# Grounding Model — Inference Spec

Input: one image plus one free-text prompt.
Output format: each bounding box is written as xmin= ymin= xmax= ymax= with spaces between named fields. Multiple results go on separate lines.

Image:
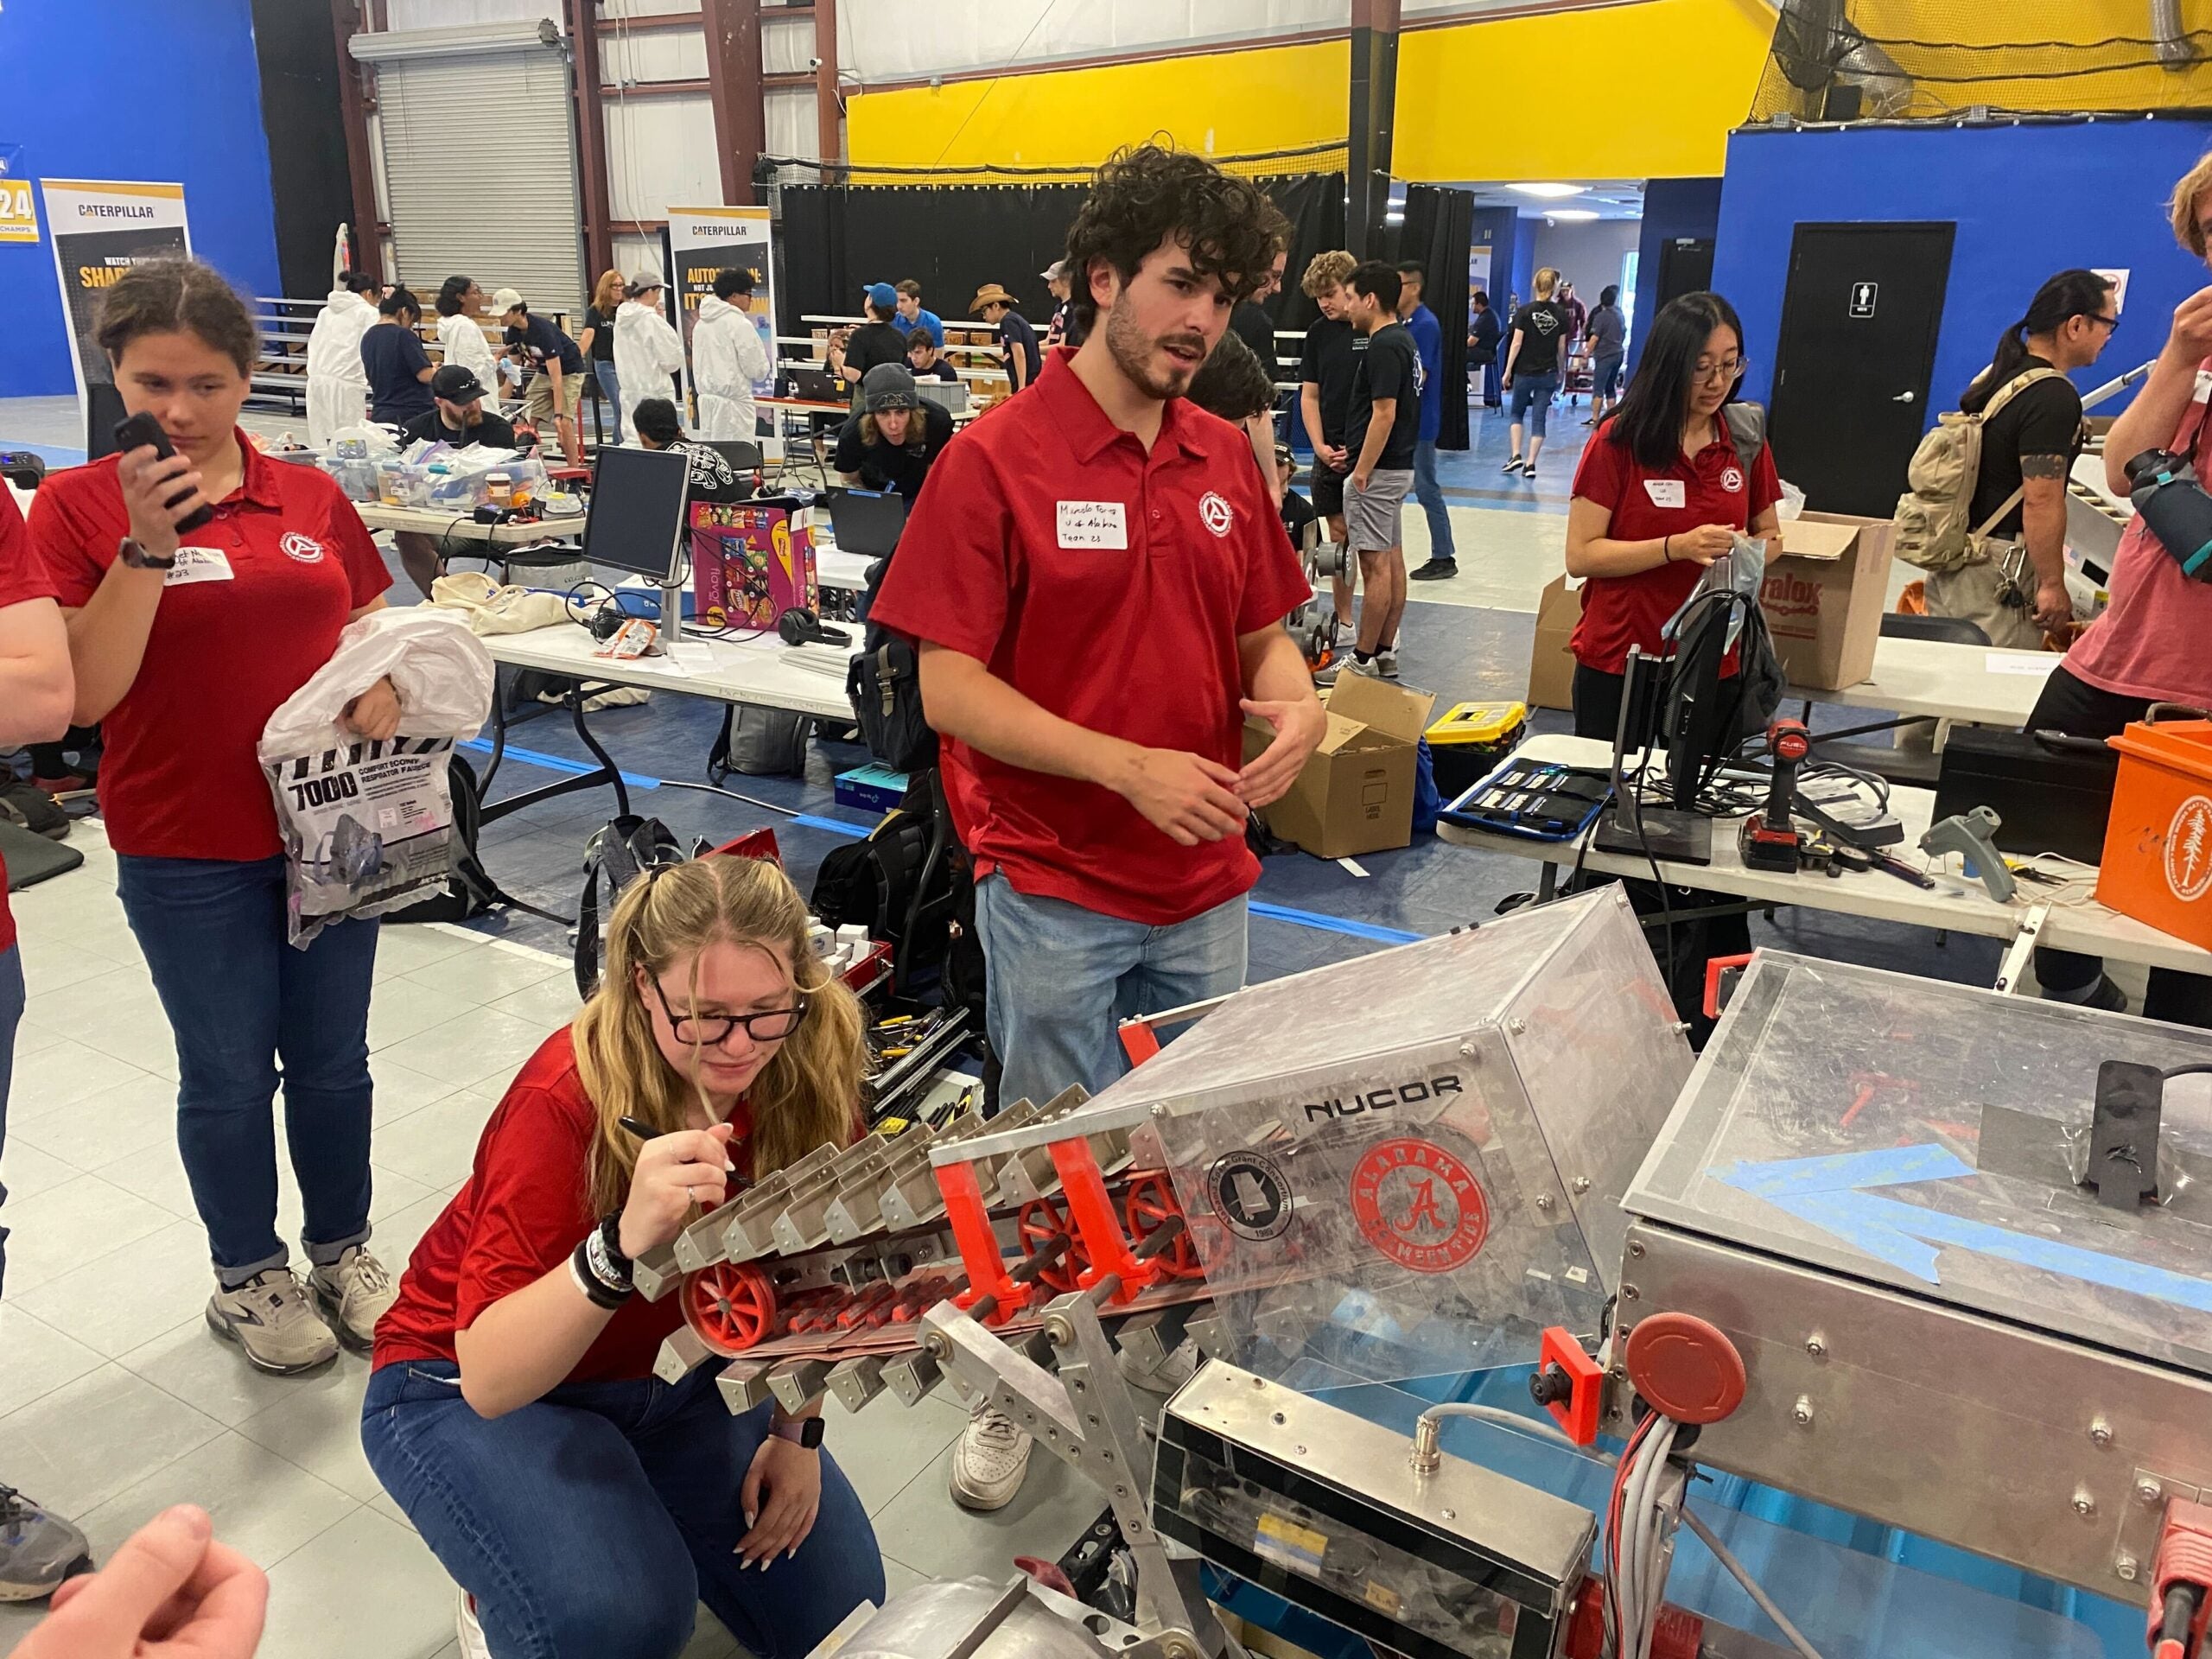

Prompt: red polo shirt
xmin=870 ymin=348 xmax=1310 ymax=926
xmin=31 ymin=434 xmax=390 ymax=861
xmin=0 ymin=489 xmax=54 ymax=955
xmin=1568 ymin=416 xmax=1783 ymax=675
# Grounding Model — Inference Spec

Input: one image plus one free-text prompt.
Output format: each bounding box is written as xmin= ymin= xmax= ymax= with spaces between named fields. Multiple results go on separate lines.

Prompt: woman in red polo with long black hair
xmin=31 ymin=258 xmax=403 ymax=1376
xmin=1564 ymin=290 xmax=1782 ymax=1022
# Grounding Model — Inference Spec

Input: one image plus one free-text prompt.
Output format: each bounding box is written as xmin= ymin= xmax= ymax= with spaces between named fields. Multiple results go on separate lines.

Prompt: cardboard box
xmin=1247 ymin=673 xmax=1438 ymax=858
xmin=1527 ymin=575 xmax=1582 ymax=712
xmin=690 ymin=496 xmax=818 ymax=632
xmin=1758 ymin=510 xmax=1894 ymax=690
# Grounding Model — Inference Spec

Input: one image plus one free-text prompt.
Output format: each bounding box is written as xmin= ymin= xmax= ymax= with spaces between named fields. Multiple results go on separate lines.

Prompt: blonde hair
xmin=592 ymin=268 xmax=626 ymax=313
xmin=1301 ymin=250 xmax=1356 ymax=297
xmin=1533 ymin=267 xmax=1560 ymax=299
xmin=2175 ymin=152 xmax=2212 ymax=257
xmin=573 ymin=856 xmax=868 ymax=1215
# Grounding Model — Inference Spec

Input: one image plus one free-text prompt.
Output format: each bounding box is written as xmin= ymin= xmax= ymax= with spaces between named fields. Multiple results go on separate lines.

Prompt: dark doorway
xmin=1653 ymin=237 xmax=1713 ymax=308
xmin=1768 ymin=221 xmax=1955 ymax=516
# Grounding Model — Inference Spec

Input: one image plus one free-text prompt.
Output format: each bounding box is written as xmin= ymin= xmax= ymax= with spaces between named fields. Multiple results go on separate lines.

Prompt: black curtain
xmin=1394 ymin=184 xmax=1475 ymax=451
xmin=776 ymin=172 xmax=1348 ymax=346
xmin=251 ymin=0 xmax=356 ymax=298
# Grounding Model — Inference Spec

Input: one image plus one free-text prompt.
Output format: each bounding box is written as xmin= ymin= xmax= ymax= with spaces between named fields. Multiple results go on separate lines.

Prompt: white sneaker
xmin=948 ymin=1401 xmax=1033 ymax=1512
xmin=1117 ymin=1337 xmax=1201 ymax=1397
xmin=455 ymin=1587 xmax=491 ymax=1659
xmin=1376 ymin=649 xmax=1401 ymax=681
xmin=207 ymin=1269 xmax=340 ymax=1374
xmin=309 ymin=1245 xmax=398 ymax=1351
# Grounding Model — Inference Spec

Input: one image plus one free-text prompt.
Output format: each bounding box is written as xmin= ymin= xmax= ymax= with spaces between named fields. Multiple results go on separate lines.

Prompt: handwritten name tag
xmin=1056 ymin=500 xmax=1128 ymax=550
xmin=165 ymin=547 xmax=235 ymax=587
xmin=1643 ymin=479 xmax=1687 ymax=509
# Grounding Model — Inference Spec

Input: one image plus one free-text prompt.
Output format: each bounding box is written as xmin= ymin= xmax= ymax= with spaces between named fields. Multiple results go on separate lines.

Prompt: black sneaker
xmin=0 ymin=780 xmax=68 ymax=842
xmin=1501 ymin=455 xmax=1523 ymax=474
xmin=0 ymin=1485 xmax=92 ymax=1602
xmin=1410 ymin=560 xmax=1459 ymax=582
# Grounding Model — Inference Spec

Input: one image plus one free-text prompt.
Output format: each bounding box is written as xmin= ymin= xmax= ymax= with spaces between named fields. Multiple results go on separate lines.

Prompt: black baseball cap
xmin=432 ymin=364 xmax=487 ymax=404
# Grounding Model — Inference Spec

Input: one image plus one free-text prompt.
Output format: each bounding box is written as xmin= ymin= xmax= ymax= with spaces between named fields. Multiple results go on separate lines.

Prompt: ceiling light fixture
xmin=1510 ymin=182 xmax=1586 ymax=199
xmin=1548 ymin=209 xmax=1600 ymax=221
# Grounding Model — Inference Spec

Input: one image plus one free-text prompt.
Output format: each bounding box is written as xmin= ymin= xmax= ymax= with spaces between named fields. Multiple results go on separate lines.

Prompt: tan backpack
xmin=1891 ymin=365 xmax=2062 ymax=571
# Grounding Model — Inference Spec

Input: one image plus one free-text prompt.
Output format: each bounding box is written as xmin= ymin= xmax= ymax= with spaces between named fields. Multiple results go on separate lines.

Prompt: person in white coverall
xmin=432 ymin=276 xmax=501 ymax=404
xmin=613 ymin=268 xmax=688 ymax=442
xmin=305 ymin=272 xmax=380 ymax=446
xmin=692 ymin=266 xmax=771 ymax=442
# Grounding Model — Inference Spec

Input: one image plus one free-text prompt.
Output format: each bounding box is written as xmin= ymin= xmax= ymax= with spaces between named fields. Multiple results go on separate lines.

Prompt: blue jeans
xmin=1509 ymin=371 xmax=1559 ymax=437
xmin=974 ymin=874 xmax=1248 ymax=1109
xmin=590 ymin=360 xmax=623 ymax=442
xmin=362 ymin=1359 xmax=885 ymax=1659
xmin=0 ymin=944 xmax=22 ymax=1296
xmin=117 ymin=855 xmax=379 ymax=1284
xmin=1411 ymin=440 xmax=1455 ymax=562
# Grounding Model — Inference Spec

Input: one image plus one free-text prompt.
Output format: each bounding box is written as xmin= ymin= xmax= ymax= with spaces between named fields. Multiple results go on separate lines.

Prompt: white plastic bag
xmin=258 ymin=609 xmax=497 ymax=944
xmin=1777 ymin=479 xmax=1806 ymax=521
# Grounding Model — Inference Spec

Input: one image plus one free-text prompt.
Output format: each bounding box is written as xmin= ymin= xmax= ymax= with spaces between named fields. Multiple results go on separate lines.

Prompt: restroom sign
xmin=1849 ymin=282 xmax=1878 ymax=320
xmin=0 ymin=179 xmax=36 ymax=245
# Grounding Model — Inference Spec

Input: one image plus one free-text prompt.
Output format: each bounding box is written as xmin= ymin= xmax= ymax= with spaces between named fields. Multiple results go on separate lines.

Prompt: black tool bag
xmin=847 ymin=638 xmax=938 ymax=772
xmin=574 ymin=815 xmax=696 ymax=996
xmin=1932 ymin=727 xmax=2121 ymax=864
xmin=385 ymin=753 xmax=569 ymax=930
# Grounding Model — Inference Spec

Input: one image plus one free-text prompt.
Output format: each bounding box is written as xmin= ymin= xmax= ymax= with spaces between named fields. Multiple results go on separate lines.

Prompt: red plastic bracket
xmin=1538 ymin=1325 xmax=1605 ymax=1446
xmin=2149 ymin=1497 xmax=2212 ymax=1657
xmin=1118 ymin=1019 xmax=1164 ymax=1067
xmin=1048 ymin=1135 xmax=1152 ymax=1303
xmin=1565 ymin=1576 xmax=1702 ymax=1659
xmin=938 ymin=1158 xmax=1029 ymax=1323
xmin=1703 ymin=952 xmax=1756 ymax=1020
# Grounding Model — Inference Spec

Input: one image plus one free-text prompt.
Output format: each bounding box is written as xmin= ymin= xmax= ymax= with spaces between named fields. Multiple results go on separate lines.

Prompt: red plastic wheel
xmin=1122 ymin=1172 xmax=1204 ymax=1282
xmin=683 ymin=1261 xmax=779 ymax=1356
xmin=1016 ymin=1197 xmax=1086 ymax=1294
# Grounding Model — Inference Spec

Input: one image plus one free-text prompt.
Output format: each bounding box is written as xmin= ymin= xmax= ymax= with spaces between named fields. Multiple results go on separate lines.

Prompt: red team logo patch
xmin=1198 ymin=492 xmax=1235 ymax=538
xmin=1349 ymin=1137 xmax=1490 ymax=1274
xmin=280 ymin=532 xmax=326 ymax=563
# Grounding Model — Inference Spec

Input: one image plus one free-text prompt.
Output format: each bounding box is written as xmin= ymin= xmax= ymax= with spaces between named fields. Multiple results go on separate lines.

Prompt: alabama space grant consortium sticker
xmin=1349 ymin=1137 xmax=1490 ymax=1273
xmin=1206 ymin=1149 xmax=1294 ymax=1241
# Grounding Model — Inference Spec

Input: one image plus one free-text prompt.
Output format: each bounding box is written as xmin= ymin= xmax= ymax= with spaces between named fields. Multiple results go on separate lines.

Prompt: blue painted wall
xmin=1712 ymin=118 xmax=2212 ymax=423
xmin=1630 ymin=176 xmax=1723 ymax=372
xmin=0 ymin=0 xmax=282 ymax=399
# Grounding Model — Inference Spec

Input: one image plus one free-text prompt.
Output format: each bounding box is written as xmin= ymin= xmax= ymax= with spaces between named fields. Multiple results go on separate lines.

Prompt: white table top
xmin=354 ymin=502 xmax=574 ymax=546
xmin=1438 ymin=733 xmax=2212 ymax=978
xmin=483 ymin=620 xmax=858 ymax=722
xmin=1786 ymin=635 xmax=2056 ymax=727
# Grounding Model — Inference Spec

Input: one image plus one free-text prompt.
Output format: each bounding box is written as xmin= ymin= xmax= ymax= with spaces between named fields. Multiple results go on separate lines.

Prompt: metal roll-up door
xmin=352 ymin=21 xmax=585 ymax=314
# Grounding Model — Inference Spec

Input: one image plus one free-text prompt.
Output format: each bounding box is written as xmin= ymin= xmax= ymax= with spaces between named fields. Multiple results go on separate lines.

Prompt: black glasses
xmin=649 ymin=976 xmax=810 ymax=1046
xmin=2086 ymin=314 xmax=2121 ymax=332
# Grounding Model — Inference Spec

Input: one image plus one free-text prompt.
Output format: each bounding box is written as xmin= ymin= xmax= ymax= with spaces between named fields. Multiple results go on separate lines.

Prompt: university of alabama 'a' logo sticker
xmin=1350 ymin=1138 xmax=1490 ymax=1274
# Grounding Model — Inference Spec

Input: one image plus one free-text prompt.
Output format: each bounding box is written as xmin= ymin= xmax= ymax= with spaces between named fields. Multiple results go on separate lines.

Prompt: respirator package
xmin=2127 ymin=446 xmax=2212 ymax=578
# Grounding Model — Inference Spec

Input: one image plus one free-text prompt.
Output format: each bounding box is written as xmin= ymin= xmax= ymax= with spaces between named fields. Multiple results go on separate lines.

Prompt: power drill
xmin=1740 ymin=716 xmax=1810 ymax=873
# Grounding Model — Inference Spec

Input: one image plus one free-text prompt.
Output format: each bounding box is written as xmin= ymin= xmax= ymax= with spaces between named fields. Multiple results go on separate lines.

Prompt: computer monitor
xmin=1662 ymin=592 xmax=1748 ymax=811
xmin=829 ymin=488 xmax=906 ymax=558
xmin=916 ymin=380 xmax=969 ymax=416
xmin=582 ymin=444 xmax=691 ymax=585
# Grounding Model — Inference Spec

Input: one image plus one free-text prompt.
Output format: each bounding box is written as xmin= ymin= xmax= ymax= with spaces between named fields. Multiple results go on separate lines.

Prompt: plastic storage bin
xmin=2095 ymin=712 xmax=2212 ymax=950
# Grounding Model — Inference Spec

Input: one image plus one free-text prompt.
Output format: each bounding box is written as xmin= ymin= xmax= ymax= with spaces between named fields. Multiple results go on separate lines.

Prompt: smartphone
xmin=111 ymin=412 xmax=213 ymax=532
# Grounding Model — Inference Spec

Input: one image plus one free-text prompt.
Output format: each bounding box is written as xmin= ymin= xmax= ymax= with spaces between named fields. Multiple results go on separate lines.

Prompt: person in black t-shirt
xmin=1228 ymin=245 xmax=1287 ymax=377
xmin=832 ymin=364 xmax=955 ymax=505
xmin=906 ymin=330 xmax=962 ymax=383
xmin=970 ymin=284 xmax=1041 ymax=393
xmin=360 ymin=287 xmax=435 ymax=426
xmin=578 ymin=268 xmax=627 ymax=442
xmin=1297 ymin=251 xmax=1359 ymax=658
xmin=393 ymin=364 xmax=520 ymax=599
xmin=632 ymin=397 xmax=749 ymax=504
xmin=1925 ymin=269 xmax=2116 ymax=649
xmin=1340 ymin=261 xmax=1421 ymax=679
xmin=1501 ymin=267 xmax=1573 ymax=477
xmin=1468 ymin=291 xmax=1503 ymax=408
xmin=831 ymin=284 xmax=910 ymax=405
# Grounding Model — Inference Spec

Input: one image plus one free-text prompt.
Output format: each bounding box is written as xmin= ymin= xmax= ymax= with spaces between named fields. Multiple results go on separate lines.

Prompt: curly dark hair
xmin=1062 ymin=143 xmax=1289 ymax=329
xmin=1184 ymin=329 xmax=1276 ymax=424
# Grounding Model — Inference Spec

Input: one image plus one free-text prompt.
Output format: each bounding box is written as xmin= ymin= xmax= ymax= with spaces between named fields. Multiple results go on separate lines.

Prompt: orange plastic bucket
xmin=2097 ymin=717 xmax=2212 ymax=949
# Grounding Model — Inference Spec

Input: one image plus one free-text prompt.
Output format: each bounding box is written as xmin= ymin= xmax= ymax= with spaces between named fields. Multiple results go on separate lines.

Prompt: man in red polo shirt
xmin=870 ymin=143 xmax=1322 ymax=1510
xmin=0 ymin=485 xmax=92 ymax=1598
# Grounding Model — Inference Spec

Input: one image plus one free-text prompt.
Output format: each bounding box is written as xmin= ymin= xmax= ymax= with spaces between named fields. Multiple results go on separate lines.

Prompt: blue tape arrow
xmin=1713 ymin=1145 xmax=2212 ymax=1313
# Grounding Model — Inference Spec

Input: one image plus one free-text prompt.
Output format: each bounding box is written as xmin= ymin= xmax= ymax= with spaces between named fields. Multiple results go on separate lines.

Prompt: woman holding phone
xmin=29 ymin=257 xmax=403 ymax=1377
xmin=364 ymin=854 xmax=885 ymax=1659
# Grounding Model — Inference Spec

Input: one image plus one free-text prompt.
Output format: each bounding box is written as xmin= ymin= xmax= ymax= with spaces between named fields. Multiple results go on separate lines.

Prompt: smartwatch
xmin=772 ymin=1416 xmax=826 ymax=1450
xmin=118 ymin=537 xmax=178 ymax=571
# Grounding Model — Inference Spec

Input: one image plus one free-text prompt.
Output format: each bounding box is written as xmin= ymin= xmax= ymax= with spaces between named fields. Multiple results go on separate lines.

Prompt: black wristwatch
xmin=772 ymin=1415 xmax=826 ymax=1450
xmin=118 ymin=537 xmax=177 ymax=571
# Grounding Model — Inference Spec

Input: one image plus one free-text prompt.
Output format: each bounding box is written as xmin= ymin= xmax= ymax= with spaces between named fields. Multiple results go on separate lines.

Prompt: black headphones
xmin=777 ymin=607 xmax=851 ymax=647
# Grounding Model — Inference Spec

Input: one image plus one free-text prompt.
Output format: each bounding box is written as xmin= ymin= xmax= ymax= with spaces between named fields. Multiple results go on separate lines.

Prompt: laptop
xmin=785 ymin=365 xmax=846 ymax=404
xmin=828 ymin=488 xmax=907 ymax=558
xmin=916 ymin=380 xmax=970 ymax=416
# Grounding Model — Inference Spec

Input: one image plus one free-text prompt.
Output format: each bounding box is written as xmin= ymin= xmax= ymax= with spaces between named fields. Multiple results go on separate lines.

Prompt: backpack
xmin=810 ymin=804 xmax=931 ymax=945
xmin=847 ymin=637 xmax=938 ymax=773
xmin=384 ymin=753 xmax=571 ymax=930
xmin=573 ymin=814 xmax=696 ymax=996
xmin=1892 ymin=366 xmax=2062 ymax=571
